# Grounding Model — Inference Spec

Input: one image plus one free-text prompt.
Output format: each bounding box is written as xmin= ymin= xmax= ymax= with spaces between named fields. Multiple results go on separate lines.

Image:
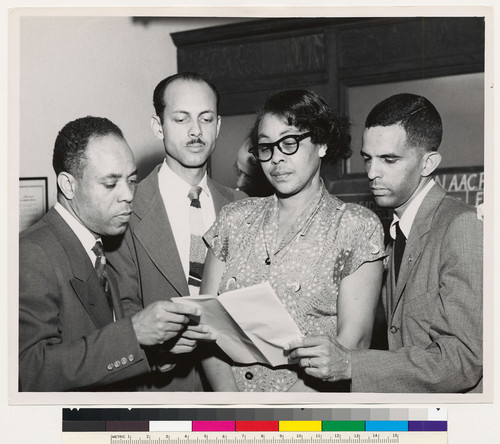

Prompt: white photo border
xmin=8 ymin=5 xmax=494 ymax=405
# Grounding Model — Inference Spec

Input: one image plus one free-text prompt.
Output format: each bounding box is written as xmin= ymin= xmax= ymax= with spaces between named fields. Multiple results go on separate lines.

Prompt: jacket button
xmin=114 ymin=360 xmax=121 ymax=368
xmin=121 ymin=357 xmax=128 ymax=365
xmin=390 ymin=325 xmax=399 ymax=334
xmin=107 ymin=363 xmax=114 ymax=371
xmin=128 ymin=354 xmax=134 ymax=362
xmin=245 ymin=372 xmax=253 ymax=380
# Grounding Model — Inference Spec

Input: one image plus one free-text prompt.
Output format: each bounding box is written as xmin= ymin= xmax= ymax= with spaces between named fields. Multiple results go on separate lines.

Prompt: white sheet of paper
xmin=172 ymin=282 xmax=302 ymax=367
xmin=173 ymin=295 xmax=269 ymax=364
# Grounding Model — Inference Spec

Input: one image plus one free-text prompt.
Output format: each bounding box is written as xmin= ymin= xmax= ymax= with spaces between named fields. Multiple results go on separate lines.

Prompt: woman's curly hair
xmin=250 ymin=89 xmax=352 ymax=163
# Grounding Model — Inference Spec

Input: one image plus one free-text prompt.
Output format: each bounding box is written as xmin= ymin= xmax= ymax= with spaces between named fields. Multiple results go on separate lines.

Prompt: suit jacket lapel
xmin=44 ymin=209 xmax=114 ymax=328
xmin=70 ymin=277 xmax=114 ymax=327
xmin=133 ymin=167 xmax=189 ymax=296
xmin=389 ymin=184 xmax=447 ymax=321
xmin=207 ymin=178 xmax=233 ymax=214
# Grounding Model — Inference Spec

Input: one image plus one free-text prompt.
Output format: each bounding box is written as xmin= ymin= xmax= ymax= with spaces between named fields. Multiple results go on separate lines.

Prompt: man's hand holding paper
xmin=172 ymin=282 xmax=303 ymax=367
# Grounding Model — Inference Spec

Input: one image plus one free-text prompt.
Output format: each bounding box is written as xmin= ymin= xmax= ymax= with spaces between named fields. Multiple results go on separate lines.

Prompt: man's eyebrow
xmin=360 ymin=150 xmax=401 ymax=158
xmin=379 ymin=153 xmax=402 ymax=158
xmin=171 ymin=110 xmax=216 ymax=115
xmin=102 ymin=173 xmax=123 ymax=179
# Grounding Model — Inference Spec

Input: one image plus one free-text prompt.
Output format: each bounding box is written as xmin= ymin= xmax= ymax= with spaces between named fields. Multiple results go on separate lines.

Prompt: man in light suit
xmin=19 ymin=116 xmax=203 ymax=391
xmin=287 ymin=93 xmax=483 ymax=392
xmin=108 ymin=72 xmax=246 ymax=391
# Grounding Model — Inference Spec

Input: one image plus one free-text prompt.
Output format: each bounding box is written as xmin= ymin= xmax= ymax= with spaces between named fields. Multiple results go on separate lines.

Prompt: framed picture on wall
xmin=19 ymin=177 xmax=48 ymax=232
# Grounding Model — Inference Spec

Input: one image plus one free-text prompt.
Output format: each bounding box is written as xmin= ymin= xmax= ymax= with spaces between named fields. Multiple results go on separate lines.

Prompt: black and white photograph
xmin=7 ymin=6 xmax=493 ymax=409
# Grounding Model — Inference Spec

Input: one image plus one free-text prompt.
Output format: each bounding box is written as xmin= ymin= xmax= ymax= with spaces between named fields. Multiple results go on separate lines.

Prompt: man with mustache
xmin=19 ymin=116 xmax=201 ymax=391
xmin=108 ymin=72 xmax=246 ymax=391
xmin=287 ymin=93 xmax=483 ymax=393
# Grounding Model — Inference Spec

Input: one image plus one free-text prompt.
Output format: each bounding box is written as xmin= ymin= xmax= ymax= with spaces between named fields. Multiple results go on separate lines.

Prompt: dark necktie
xmin=393 ymin=221 xmax=406 ymax=284
xmin=188 ymin=186 xmax=206 ymax=294
xmin=91 ymin=241 xmax=113 ymax=312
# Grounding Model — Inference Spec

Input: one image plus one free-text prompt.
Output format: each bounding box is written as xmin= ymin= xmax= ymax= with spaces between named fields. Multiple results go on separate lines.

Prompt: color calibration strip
xmin=62 ymin=408 xmax=447 ymax=432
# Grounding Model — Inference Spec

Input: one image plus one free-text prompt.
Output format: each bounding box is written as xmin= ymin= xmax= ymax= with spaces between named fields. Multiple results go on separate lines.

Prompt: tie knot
xmin=92 ymin=241 xmax=104 ymax=258
xmin=188 ymin=186 xmax=202 ymax=201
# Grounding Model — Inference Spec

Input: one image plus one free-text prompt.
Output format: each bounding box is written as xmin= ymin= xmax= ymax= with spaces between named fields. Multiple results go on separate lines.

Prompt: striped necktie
xmin=188 ymin=186 xmax=206 ymax=294
xmin=91 ymin=241 xmax=113 ymax=312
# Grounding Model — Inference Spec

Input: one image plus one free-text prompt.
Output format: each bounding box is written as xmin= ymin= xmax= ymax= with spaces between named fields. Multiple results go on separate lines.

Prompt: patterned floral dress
xmin=204 ymin=183 xmax=385 ymax=391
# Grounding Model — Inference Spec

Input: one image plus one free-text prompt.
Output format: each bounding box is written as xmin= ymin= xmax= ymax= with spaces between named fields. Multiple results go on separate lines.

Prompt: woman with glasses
xmin=201 ymin=89 xmax=385 ymax=391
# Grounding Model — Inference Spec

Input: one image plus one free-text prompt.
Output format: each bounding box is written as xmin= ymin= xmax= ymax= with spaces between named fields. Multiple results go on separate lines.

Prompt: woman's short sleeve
xmin=340 ymin=205 xmax=386 ymax=279
xmin=203 ymin=204 xmax=232 ymax=262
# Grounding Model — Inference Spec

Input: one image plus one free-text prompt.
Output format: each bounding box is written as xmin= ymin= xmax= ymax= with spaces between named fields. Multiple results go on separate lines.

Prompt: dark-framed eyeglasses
xmin=249 ymin=132 xmax=312 ymax=162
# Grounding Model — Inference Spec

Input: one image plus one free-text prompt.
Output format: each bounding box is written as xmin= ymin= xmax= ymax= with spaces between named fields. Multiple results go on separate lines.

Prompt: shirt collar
xmin=54 ymin=202 xmax=100 ymax=258
xmin=390 ymin=179 xmax=435 ymax=241
xmin=159 ymin=159 xmax=211 ymax=200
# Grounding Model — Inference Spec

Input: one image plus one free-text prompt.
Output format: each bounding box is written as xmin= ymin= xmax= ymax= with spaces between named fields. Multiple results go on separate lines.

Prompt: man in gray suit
xmin=287 ymin=93 xmax=483 ymax=393
xmin=108 ymin=72 xmax=246 ymax=391
xmin=19 ymin=116 xmax=204 ymax=391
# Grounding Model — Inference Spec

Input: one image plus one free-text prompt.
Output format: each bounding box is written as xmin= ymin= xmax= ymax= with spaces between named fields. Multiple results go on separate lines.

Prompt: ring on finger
xmin=307 ymin=357 xmax=312 ymax=368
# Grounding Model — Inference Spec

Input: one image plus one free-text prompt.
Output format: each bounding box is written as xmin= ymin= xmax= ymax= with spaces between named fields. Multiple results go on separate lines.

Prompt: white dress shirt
xmin=158 ymin=160 xmax=216 ymax=287
xmin=390 ymin=179 xmax=435 ymax=241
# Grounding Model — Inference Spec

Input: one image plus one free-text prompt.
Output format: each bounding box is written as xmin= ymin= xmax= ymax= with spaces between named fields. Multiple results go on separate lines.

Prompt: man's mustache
xmin=187 ymin=138 xmax=205 ymax=145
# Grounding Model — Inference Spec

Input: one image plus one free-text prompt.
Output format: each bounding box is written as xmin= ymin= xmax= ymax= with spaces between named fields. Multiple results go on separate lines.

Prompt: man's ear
xmin=318 ymin=145 xmax=327 ymax=158
xmin=151 ymin=115 xmax=164 ymax=140
xmin=421 ymin=151 xmax=442 ymax=177
xmin=216 ymin=115 xmax=221 ymax=138
xmin=57 ymin=172 xmax=76 ymax=200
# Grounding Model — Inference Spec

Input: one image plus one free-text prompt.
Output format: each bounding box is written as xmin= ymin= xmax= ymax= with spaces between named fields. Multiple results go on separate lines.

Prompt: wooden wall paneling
xmin=336 ymin=17 xmax=485 ymax=102
xmin=171 ymin=18 xmax=366 ymax=116
xmin=172 ymin=16 xmax=484 ymax=115
xmin=176 ymin=32 xmax=330 ymax=115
